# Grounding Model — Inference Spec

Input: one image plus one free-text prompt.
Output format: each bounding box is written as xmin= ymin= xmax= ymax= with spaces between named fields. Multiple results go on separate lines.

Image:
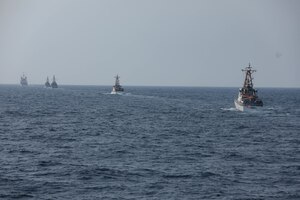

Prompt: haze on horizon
xmin=0 ymin=0 xmax=299 ymax=87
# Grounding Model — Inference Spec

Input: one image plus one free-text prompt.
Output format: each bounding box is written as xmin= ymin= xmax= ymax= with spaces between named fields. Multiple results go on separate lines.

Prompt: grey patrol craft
xmin=111 ymin=75 xmax=124 ymax=94
xmin=20 ymin=74 xmax=28 ymax=86
xmin=234 ymin=63 xmax=263 ymax=111
xmin=51 ymin=75 xmax=58 ymax=88
xmin=45 ymin=77 xmax=51 ymax=88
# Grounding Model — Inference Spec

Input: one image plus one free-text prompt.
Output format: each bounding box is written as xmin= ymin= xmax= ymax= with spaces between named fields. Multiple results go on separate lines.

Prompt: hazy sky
xmin=0 ymin=0 xmax=299 ymax=87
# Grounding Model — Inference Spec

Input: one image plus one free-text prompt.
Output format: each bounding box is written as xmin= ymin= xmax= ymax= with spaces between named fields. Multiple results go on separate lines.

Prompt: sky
xmin=0 ymin=0 xmax=299 ymax=87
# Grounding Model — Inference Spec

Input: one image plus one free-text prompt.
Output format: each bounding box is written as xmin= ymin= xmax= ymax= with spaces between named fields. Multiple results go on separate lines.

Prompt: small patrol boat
xmin=45 ymin=77 xmax=51 ymax=88
xmin=51 ymin=75 xmax=58 ymax=88
xmin=20 ymin=74 xmax=28 ymax=86
xmin=111 ymin=75 xmax=124 ymax=94
xmin=234 ymin=63 xmax=263 ymax=111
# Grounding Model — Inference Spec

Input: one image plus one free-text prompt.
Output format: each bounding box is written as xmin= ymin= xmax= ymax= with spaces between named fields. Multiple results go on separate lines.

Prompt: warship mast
xmin=115 ymin=75 xmax=120 ymax=86
xmin=242 ymin=63 xmax=256 ymax=89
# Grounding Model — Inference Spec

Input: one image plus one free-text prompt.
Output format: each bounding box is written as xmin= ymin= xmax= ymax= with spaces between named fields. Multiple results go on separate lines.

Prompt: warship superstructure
xmin=234 ymin=63 xmax=263 ymax=111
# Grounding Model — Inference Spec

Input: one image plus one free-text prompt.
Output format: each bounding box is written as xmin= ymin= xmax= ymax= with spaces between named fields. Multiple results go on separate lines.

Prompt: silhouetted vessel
xmin=234 ymin=63 xmax=263 ymax=111
xmin=20 ymin=74 xmax=28 ymax=86
xmin=51 ymin=75 xmax=58 ymax=88
xmin=111 ymin=75 xmax=124 ymax=94
xmin=45 ymin=77 xmax=51 ymax=88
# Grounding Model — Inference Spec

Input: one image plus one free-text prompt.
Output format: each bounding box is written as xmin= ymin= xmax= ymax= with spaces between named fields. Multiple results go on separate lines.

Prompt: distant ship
xmin=234 ymin=63 xmax=263 ymax=111
xmin=45 ymin=77 xmax=51 ymax=88
xmin=20 ymin=74 xmax=28 ymax=86
xmin=111 ymin=75 xmax=124 ymax=94
xmin=51 ymin=75 xmax=58 ymax=88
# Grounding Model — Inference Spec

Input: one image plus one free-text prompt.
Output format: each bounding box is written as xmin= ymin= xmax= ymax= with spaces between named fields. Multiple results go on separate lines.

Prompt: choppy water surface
xmin=0 ymin=85 xmax=299 ymax=199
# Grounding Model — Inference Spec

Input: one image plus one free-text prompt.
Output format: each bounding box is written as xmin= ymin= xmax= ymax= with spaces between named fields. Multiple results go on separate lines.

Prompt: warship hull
xmin=51 ymin=83 xmax=58 ymax=88
xmin=111 ymin=91 xmax=124 ymax=95
xmin=20 ymin=82 xmax=28 ymax=87
xmin=234 ymin=100 xmax=249 ymax=111
xmin=111 ymin=87 xmax=124 ymax=94
xmin=234 ymin=99 xmax=262 ymax=111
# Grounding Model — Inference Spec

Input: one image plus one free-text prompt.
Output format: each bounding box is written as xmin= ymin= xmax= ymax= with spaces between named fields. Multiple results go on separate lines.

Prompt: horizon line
xmin=0 ymin=83 xmax=299 ymax=89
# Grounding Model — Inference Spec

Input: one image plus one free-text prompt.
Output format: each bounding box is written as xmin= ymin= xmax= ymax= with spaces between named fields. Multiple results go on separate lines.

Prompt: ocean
xmin=0 ymin=85 xmax=299 ymax=199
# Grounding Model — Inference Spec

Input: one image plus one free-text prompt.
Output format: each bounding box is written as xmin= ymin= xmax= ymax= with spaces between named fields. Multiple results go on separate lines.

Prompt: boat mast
xmin=242 ymin=63 xmax=256 ymax=88
xmin=115 ymin=75 xmax=120 ymax=86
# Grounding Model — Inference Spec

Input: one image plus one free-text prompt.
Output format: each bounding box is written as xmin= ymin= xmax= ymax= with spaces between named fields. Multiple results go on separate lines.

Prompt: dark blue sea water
xmin=0 ymin=85 xmax=299 ymax=199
